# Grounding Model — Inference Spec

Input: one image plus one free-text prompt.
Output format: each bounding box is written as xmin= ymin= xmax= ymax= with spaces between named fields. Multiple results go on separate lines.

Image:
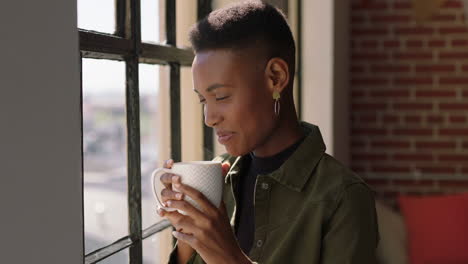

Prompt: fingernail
xmin=176 ymin=193 xmax=183 ymax=199
xmin=166 ymin=200 xmax=172 ymax=206
xmin=172 ymin=231 xmax=179 ymax=238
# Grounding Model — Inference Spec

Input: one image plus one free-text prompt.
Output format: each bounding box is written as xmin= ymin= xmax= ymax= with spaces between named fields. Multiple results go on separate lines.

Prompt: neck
xmin=252 ymin=105 xmax=304 ymax=158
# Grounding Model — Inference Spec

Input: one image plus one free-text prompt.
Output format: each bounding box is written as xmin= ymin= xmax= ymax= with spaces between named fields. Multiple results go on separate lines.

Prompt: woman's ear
xmin=264 ymin=57 xmax=290 ymax=93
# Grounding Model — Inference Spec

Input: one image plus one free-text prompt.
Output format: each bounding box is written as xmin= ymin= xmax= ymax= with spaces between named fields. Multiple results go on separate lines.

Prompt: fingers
xmin=172 ymin=178 xmax=217 ymax=217
xmin=163 ymin=159 xmax=174 ymax=169
xmin=165 ymin=199 xmax=205 ymax=219
xmin=222 ymin=162 xmax=230 ymax=177
xmin=161 ymin=188 xmax=184 ymax=203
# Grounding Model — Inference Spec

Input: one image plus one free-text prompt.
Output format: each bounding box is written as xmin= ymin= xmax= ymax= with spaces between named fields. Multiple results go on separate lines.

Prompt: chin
xmin=224 ymin=144 xmax=249 ymax=157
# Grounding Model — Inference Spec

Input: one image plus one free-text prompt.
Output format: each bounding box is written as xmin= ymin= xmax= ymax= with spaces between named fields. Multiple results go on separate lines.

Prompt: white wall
xmin=302 ymin=0 xmax=350 ymax=165
xmin=0 ymin=0 xmax=83 ymax=263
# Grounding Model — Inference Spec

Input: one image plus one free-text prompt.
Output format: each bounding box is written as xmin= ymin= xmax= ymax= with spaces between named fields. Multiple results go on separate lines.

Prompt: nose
xmin=204 ymin=104 xmax=222 ymax=127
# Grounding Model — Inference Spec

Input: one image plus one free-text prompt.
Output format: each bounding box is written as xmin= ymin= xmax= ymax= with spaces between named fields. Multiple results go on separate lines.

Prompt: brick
xmin=439 ymin=154 xmax=468 ymax=161
xmin=439 ymin=128 xmax=468 ymax=136
xmin=395 ymin=27 xmax=435 ymax=35
xmin=371 ymin=15 xmax=410 ymax=23
xmin=369 ymin=90 xmax=410 ymax=98
xmin=415 ymin=90 xmax=456 ymax=97
xmin=419 ymin=167 xmax=456 ymax=174
xmin=352 ymin=153 xmax=388 ymax=161
xmin=432 ymin=14 xmax=457 ymax=22
xmin=442 ymin=0 xmax=463 ymax=8
xmin=366 ymin=179 xmax=390 ymax=186
xmin=415 ymin=141 xmax=456 ymax=149
xmin=361 ymin=40 xmax=379 ymax=48
xmin=393 ymin=103 xmax=433 ymax=110
xmin=352 ymin=2 xmax=389 ymax=10
xmin=351 ymin=78 xmax=389 ymax=85
xmin=463 ymin=90 xmax=468 ymax=97
xmin=406 ymin=40 xmax=424 ymax=48
xmin=393 ymin=153 xmax=433 ymax=161
xmin=393 ymin=128 xmax=433 ymax=136
xmin=383 ymin=40 xmax=400 ymax=48
xmin=439 ymin=52 xmax=468 ymax=59
xmin=371 ymin=140 xmax=411 ymax=148
xmin=352 ymin=52 xmax=389 ymax=61
xmin=452 ymin=39 xmax=468 ymax=47
xmin=461 ymin=65 xmax=468 ymax=72
xmin=439 ymin=103 xmax=468 ymax=110
xmin=440 ymin=77 xmax=468 ymax=84
xmin=439 ymin=180 xmax=468 ymax=187
xmin=427 ymin=115 xmax=444 ymax=123
xmin=404 ymin=115 xmax=422 ymax=123
xmin=382 ymin=115 xmax=399 ymax=123
xmin=415 ymin=65 xmax=455 ymax=73
xmin=393 ymin=2 xmax=411 ymax=9
xmin=449 ymin=115 xmax=467 ymax=123
xmin=372 ymin=64 xmax=410 ymax=73
xmin=394 ymin=77 xmax=433 ymax=85
xmin=462 ymin=167 xmax=468 ymax=173
xmin=393 ymin=179 xmax=434 ymax=186
xmin=352 ymin=28 xmax=389 ymax=36
xmin=372 ymin=166 xmax=411 ymax=173
xmin=439 ymin=27 xmax=468 ymax=35
xmin=394 ymin=52 xmax=433 ymax=60
xmin=352 ymin=128 xmax=388 ymax=136
xmin=428 ymin=40 xmax=445 ymax=47
xmin=352 ymin=103 xmax=388 ymax=110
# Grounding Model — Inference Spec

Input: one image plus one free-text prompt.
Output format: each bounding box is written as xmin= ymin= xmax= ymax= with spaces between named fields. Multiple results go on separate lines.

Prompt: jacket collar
xmin=225 ymin=122 xmax=326 ymax=192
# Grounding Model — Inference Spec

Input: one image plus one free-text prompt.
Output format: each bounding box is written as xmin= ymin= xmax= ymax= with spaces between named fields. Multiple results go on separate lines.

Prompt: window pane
xmin=97 ymin=248 xmax=129 ymax=264
xmin=78 ymin=0 xmax=115 ymax=34
xmin=83 ymin=59 xmax=128 ymax=254
xmin=141 ymin=0 xmax=166 ymax=43
xmin=143 ymin=228 xmax=174 ymax=264
xmin=139 ymin=64 xmax=171 ymax=231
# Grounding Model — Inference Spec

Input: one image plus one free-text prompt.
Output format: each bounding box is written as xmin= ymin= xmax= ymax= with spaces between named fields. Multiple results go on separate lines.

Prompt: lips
xmin=216 ymin=130 xmax=234 ymax=144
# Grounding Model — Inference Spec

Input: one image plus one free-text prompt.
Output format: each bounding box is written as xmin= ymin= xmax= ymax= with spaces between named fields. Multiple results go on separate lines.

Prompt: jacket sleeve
xmin=320 ymin=183 xmax=380 ymax=264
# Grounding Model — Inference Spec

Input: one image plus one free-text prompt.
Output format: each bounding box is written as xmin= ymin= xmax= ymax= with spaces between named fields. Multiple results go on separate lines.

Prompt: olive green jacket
xmin=169 ymin=122 xmax=379 ymax=264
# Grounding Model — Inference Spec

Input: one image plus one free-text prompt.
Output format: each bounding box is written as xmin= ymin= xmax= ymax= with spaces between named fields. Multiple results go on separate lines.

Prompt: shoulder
xmin=305 ymin=153 xmax=375 ymax=203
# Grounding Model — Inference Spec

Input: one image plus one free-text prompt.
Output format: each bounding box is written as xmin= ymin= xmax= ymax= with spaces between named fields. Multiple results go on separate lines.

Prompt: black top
xmin=235 ymin=137 xmax=305 ymax=254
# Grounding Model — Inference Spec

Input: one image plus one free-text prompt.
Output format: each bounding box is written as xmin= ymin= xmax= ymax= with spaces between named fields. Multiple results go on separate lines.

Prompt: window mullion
xmin=166 ymin=0 xmax=181 ymax=162
xmin=125 ymin=0 xmax=143 ymax=264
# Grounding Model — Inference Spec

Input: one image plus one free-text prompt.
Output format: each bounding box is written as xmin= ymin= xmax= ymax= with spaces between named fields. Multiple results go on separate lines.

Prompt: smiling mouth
xmin=217 ymin=133 xmax=233 ymax=144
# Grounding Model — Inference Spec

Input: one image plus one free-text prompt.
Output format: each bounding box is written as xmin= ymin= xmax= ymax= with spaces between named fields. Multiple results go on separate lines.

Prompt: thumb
xmin=221 ymin=162 xmax=231 ymax=177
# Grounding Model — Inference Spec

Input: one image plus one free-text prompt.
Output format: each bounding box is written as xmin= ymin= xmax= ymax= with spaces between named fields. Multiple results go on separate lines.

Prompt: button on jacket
xmin=168 ymin=122 xmax=379 ymax=264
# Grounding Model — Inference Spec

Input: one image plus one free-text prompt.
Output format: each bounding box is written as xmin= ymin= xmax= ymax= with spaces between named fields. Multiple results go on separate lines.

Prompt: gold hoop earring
xmin=273 ymin=91 xmax=281 ymax=116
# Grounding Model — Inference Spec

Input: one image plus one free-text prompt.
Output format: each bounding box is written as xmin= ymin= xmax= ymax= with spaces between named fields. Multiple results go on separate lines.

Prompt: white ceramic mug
xmin=151 ymin=161 xmax=223 ymax=215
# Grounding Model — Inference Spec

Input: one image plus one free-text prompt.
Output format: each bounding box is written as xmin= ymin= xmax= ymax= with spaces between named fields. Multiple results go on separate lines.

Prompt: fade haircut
xmin=189 ymin=0 xmax=296 ymax=89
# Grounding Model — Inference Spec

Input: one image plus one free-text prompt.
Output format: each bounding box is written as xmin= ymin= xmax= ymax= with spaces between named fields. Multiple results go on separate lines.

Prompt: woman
xmin=157 ymin=1 xmax=379 ymax=263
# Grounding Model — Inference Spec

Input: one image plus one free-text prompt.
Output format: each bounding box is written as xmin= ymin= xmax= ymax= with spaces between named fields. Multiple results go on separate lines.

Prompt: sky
xmin=78 ymin=0 xmax=161 ymax=95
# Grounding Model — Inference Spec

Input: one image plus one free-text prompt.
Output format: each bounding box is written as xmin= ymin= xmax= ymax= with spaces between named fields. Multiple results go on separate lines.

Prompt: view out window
xmin=78 ymin=0 xmax=199 ymax=263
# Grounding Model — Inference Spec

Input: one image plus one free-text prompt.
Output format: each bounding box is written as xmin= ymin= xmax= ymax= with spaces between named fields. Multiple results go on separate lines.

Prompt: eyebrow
xmin=193 ymin=83 xmax=228 ymax=94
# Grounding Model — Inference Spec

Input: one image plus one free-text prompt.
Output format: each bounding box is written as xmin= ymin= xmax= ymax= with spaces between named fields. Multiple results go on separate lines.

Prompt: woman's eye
xmin=216 ymin=96 xmax=230 ymax=101
xmin=198 ymin=98 xmax=206 ymax=104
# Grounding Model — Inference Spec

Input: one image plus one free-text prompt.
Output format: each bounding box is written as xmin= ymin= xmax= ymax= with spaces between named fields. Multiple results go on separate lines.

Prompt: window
xmin=78 ymin=1 xmax=205 ymax=263
xmin=78 ymin=0 xmax=301 ymax=263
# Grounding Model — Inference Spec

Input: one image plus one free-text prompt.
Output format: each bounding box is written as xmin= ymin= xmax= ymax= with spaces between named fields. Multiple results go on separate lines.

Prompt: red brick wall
xmin=350 ymin=0 xmax=468 ymax=206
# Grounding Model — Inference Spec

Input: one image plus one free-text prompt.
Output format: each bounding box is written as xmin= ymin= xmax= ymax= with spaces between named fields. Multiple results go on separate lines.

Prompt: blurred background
xmin=1 ymin=0 xmax=467 ymax=264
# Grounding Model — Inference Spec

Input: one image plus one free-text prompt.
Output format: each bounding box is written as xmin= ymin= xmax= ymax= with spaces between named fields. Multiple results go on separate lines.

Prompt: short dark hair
xmin=189 ymin=0 xmax=296 ymax=87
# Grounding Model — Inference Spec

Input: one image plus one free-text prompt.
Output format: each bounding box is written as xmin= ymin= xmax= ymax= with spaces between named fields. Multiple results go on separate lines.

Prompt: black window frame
xmin=79 ymin=0 xmax=301 ymax=263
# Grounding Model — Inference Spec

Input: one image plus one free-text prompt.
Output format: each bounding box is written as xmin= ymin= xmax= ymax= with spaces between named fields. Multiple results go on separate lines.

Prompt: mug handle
xmin=151 ymin=168 xmax=177 ymax=212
